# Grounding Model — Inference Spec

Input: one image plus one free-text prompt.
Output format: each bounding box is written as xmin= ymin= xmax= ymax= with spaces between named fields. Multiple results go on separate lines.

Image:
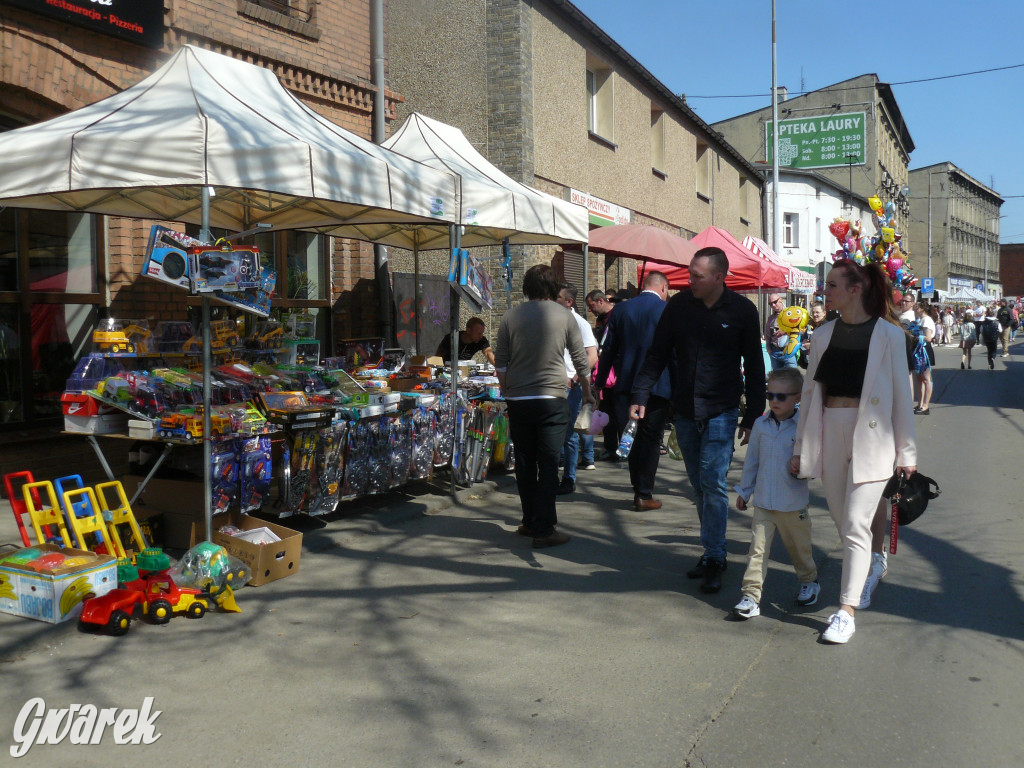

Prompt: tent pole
xmin=450 ymin=225 xmax=460 ymax=497
xmin=638 ymin=259 xmax=647 ymax=288
xmin=413 ymin=242 xmax=420 ymax=355
xmin=582 ymin=244 xmax=589 ymax=318
xmin=200 ymin=186 xmax=213 ymax=543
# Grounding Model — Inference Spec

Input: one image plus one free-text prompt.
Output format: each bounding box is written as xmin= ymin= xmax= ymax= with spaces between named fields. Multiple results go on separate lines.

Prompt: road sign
xmin=921 ymin=278 xmax=934 ymax=297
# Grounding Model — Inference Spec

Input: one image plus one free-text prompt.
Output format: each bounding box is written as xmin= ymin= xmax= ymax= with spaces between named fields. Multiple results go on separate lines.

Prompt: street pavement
xmin=2 ymin=339 xmax=1023 ymax=767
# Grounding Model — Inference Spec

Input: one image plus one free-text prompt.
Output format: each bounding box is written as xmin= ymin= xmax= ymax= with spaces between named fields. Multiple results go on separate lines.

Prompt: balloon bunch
xmin=828 ymin=195 xmax=917 ymax=291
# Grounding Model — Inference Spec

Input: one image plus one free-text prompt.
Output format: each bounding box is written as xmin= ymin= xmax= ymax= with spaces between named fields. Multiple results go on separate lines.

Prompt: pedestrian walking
xmin=555 ymin=281 xmax=598 ymax=495
xmin=791 ymin=258 xmax=917 ymax=644
xmin=586 ymin=289 xmax=622 ymax=461
xmin=732 ymin=368 xmax=818 ymax=619
xmin=597 ymin=271 xmax=673 ymax=511
xmin=979 ymin=308 xmax=1001 ymax=369
xmin=996 ymin=300 xmax=1013 ymax=357
xmin=959 ymin=310 xmax=977 ymax=369
xmin=631 ymin=247 xmax=766 ymax=594
xmin=912 ymin=302 xmax=935 ymax=415
xmin=494 ymin=265 xmax=593 ymax=549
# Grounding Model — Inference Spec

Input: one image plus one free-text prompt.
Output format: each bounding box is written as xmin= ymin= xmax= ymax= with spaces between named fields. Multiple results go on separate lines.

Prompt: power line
xmin=687 ymin=62 xmax=1024 ymax=99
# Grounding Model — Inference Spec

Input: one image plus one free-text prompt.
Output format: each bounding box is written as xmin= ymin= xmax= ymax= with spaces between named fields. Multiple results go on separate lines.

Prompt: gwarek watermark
xmin=10 ymin=697 xmax=162 ymax=757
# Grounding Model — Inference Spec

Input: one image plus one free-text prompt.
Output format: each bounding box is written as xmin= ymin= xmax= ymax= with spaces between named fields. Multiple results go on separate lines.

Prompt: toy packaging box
xmin=0 ymin=545 xmax=117 ymax=624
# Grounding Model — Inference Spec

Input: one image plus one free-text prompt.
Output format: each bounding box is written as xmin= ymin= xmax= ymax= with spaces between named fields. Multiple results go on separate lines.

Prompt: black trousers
xmin=507 ymin=398 xmax=570 ymax=536
xmin=615 ymin=393 xmax=672 ymax=500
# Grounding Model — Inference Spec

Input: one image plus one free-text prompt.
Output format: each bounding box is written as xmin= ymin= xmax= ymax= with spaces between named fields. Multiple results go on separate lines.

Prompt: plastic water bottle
xmin=616 ymin=418 xmax=638 ymax=458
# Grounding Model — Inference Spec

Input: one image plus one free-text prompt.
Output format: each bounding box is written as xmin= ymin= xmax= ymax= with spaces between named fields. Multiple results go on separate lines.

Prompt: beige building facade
xmin=908 ymin=162 xmax=1003 ymax=297
xmin=388 ymin=0 xmax=763 ymax=335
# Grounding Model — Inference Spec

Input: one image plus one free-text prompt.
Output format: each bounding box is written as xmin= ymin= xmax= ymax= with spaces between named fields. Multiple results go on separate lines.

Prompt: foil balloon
xmin=828 ymin=219 xmax=850 ymax=242
xmin=887 ymin=258 xmax=903 ymax=281
xmin=776 ymin=306 xmax=810 ymax=356
xmin=881 ymin=227 xmax=895 ymax=244
xmin=868 ymin=196 xmax=883 ymax=214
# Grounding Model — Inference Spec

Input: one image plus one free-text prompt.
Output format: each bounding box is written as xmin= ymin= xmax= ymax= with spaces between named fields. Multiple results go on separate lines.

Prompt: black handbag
xmin=883 ymin=471 xmax=940 ymax=526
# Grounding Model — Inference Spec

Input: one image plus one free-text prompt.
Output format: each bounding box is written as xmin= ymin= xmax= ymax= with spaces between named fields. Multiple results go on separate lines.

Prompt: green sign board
xmin=765 ymin=112 xmax=866 ymax=169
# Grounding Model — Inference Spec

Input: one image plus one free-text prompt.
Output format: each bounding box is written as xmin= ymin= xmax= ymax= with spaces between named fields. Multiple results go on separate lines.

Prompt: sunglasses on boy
xmin=766 ymin=391 xmax=797 ymax=402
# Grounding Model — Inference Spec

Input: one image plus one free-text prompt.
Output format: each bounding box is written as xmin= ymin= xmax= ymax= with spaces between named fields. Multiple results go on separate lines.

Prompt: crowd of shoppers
xmin=492 ymin=255 xmax=1019 ymax=645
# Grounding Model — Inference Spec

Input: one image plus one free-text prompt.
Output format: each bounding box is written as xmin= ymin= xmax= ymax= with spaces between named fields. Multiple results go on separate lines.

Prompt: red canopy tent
xmin=589 ymin=224 xmax=700 ymax=288
xmin=660 ymin=226 xmax=788 ymax=291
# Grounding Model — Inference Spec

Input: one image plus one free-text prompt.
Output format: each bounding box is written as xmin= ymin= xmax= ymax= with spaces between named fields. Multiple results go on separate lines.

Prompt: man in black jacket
xmin=630 ymin=247 xmax=766 ymax=593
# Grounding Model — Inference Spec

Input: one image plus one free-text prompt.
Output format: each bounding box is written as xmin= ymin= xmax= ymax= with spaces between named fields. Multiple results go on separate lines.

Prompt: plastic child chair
xmin=60 ymin=487 xmax=127 ymax=559
xmin=55 ymin=474 xmax=105 ymax=544
xmin=4 ymin=470 xmax=50 ymax=547
xmin=94 ymin=480 xmax=148 ymax=555
xmin=21 ymin=480 xmax=74 ymax=548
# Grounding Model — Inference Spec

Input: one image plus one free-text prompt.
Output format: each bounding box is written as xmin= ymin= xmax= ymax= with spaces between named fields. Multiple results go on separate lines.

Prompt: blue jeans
xmin=674 ymin=409 xmax=739 ymax=562
xmin=580 ymin=434 xmax=595 ymax=465
xmin=561 ymin=383 xmax=583 ymax=483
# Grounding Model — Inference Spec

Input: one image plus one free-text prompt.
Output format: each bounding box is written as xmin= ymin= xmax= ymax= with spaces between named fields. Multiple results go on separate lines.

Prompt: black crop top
xmin=813 ymin=317 xmax=878 ymax=398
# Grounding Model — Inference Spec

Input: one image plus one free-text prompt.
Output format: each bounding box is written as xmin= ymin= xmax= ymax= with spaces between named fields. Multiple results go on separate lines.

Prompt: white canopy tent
xmin=0 ymin=45 xmax=465 ymax=540
xmin=945 ymin=287 xmax=991 ymax=303
xmin=0 ymin=45 xmax=459 ymax=235
xmin=379 ymin=112 xmax=588 ymax=249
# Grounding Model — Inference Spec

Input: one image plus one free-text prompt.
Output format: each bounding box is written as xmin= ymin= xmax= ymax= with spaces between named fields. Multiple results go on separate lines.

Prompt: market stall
xmin=0 ymin=45 xmax=462 ymax=544
xmin=660 ymin=226 xmax=789 ymax=291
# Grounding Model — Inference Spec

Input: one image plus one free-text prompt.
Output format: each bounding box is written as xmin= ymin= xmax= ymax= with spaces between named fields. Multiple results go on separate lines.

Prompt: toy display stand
xmin=67 ymin=432 xmax=175 ymax=507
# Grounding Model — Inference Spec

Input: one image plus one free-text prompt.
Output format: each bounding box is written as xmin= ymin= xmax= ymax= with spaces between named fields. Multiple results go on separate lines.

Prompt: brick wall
xmin=1000 ymin=244 xmax=1024 ymax=297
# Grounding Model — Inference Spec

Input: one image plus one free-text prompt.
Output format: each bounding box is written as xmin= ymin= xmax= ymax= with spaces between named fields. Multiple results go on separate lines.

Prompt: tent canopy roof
xmin=380 ymin=112 xmax=588 ymax=249
xmin=0 ymin=46 xmax=459 ymax=237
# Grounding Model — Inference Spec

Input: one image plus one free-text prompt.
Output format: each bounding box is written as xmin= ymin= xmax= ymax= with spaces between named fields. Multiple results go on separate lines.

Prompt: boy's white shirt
xmin=734 ymin=407 xmax=809 ymax=512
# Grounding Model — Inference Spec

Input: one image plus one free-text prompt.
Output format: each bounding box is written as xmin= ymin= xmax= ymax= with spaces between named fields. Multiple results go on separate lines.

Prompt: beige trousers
xmin=740 ymin=506 xmax=817 ymax=603
xmin=821 ymin=407 xmax=890 ymax=606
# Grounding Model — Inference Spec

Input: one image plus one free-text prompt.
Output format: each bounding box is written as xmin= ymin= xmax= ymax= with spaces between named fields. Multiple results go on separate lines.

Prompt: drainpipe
xmin=371 ymin=0 xmax=393 ymax=344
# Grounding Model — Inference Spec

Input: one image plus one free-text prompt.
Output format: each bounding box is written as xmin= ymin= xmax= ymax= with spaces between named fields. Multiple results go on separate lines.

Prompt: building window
xmin=815 ymin=217 xmax=822 ymax=252
xmin=783 ymin=212 xmax=799 ymax=248
xmin=0 ymin=208 xmax=102 ymax=425
xmin=651 ymin=108 xmax=665 ymax=173
xmin=245 ymin=0 xmax=313 ymax=23
xmin=739 ymin=178 xmax=749 ymax=221
xmin=696 ymin=143 xmax=711 ymax=198
xmin=586 ymin=55 xmax=613 ymax=141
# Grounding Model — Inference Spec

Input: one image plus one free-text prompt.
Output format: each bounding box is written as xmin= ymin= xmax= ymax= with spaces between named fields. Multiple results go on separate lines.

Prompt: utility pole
xmin=770 ymin=0 xmax=780 ymax=253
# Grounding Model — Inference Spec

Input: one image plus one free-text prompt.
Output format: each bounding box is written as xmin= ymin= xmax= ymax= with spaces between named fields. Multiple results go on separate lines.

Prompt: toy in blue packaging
xmin=211 ymin=441 xmax=239 ymax=513
xmin=237 ymin=436 xmax=272 ymax=513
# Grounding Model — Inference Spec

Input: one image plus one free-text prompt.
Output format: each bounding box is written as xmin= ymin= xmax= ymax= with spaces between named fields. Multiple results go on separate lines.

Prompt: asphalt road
xmin=2 ymin=340 xmax=1022 ymax=767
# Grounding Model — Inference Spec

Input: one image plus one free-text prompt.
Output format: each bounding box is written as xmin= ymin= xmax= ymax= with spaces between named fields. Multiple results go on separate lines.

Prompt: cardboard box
xmin=0 ymin=545 xmax=117 ymax=624
xmin=64 ymin=412 xmax=129 ymax=434
xmin=129 ymin=419 xmax=157 ymax=439
xmin=196 ymin=512 xmax=302 ymax=586
xmin=409 ymin=355 xmax=443 ymax=367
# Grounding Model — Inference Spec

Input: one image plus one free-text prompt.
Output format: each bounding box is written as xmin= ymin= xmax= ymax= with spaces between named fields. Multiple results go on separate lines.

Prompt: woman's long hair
xmin=831 ymin=258 xmax=897 ymax=321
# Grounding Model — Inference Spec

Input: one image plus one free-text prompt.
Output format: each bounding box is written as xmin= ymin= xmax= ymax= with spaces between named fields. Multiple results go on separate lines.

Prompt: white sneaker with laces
xmin=821 ymin=609 xmax=855 ymax=644
xmin=796 ymin=581 xmax=820 ymax=606
xmin=858 ymin=552 xmax=888 ymax=609
xmin=581 ymin=463 xmax=597 ymax=471
xmin=733 ymin=595 xmax=760 ymax=619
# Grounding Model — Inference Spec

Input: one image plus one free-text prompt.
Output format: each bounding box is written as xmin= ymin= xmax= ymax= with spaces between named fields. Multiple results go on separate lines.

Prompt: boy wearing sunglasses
xmin=732 ymin=368 xmax=818 ymax=619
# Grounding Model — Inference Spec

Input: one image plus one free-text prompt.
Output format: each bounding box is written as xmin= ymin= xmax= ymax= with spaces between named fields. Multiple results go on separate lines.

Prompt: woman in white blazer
xmin=791 ymin=259 xmax=917 ymax=644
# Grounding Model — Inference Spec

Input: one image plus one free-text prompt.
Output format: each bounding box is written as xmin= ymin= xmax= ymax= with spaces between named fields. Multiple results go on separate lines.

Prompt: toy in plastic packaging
xmin=366 ymin=417 xmax=392 ymax=495
xmin=410 ymin=407 xmax=434 ymax=480
xmin=211 ymin=441 xmax=239 ymax=513
xmin=341 ymin=420 xmax=370 ymax=499
xmin=433 ymin=393 xmax=455 ymax=466
xmin=237 ymin=436 xmax=272 ymax=513
xmin=308 ymin=423 xmax=348 ymax=516
xmin=170 ymin=542 xmax=250 ymax=612
xmin=389 ymin=415 xmax=413 ymax=489
xmin=281 ymin=429 xmax=318 ymax=516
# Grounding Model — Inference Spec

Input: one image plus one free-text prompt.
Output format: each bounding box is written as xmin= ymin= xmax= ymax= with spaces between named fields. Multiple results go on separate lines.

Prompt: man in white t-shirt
xmin=898 ymin=293 xmax=916 ymax=326
xmin=556 ymin=281 xmax=598 ymax=494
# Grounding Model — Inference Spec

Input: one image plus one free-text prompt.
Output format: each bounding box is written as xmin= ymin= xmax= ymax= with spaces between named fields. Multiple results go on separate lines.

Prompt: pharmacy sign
xmin=765 ymin=112 xmax=866 ymax=170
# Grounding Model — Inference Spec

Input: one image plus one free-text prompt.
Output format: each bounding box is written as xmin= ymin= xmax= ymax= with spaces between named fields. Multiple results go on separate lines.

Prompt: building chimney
xmin=776 ymin=86 xmax=788 ymax=103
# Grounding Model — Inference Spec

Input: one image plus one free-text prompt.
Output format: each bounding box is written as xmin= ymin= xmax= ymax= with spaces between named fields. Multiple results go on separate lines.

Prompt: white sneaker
xmin=821 ymin=609 xmax=855 ymax=644
xmin=858 ymin=552 xmax=888 ymax=609
xmin=581 ymin=463 xmax=597 ymax=471
xmin=733 ymin=595 xmax=760 ymax=619
xmin=796 ymin=581 xmax=820 ymax=606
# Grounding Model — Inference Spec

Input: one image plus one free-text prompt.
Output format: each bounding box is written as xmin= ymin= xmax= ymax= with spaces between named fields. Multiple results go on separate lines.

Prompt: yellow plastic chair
xmin=22 ymin=480 xmax=74 ymax=548
xmin=95 ymin=481 xmax=149 ymax=555
xmin=61 ymin=487 xmax=127 ymax=559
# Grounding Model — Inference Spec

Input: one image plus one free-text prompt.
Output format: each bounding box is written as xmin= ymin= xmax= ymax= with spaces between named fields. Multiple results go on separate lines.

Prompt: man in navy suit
xmin=597 ymin=271 xmax=673 ymax=510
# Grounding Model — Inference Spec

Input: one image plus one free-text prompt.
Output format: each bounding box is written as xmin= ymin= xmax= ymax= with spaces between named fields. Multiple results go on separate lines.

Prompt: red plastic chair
xmin=4 ymin=471 xmax=51 ymax=548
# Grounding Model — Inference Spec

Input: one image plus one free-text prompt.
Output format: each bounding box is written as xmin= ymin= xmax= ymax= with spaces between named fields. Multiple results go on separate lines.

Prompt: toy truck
xmin=93 ymin=322 xmax=152 ymax=355
xmin=79 ymin=571 xmax=208 ymax=635
xmin=158 ymin=412 xmax=230 ymax=441
xmin=182 ymin=321 xmax=242 ymax=353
